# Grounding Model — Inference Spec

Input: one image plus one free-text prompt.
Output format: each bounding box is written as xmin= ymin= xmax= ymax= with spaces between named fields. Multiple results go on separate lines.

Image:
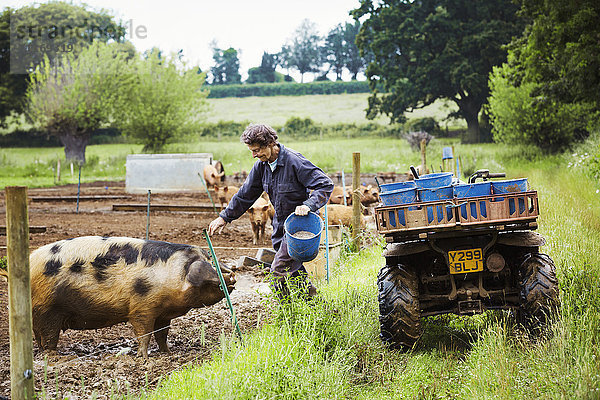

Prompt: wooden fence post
xmin=6 ymin=186 xmax=34 ymax=400
xmin=352 ymin=152 xmax=361 ymax=249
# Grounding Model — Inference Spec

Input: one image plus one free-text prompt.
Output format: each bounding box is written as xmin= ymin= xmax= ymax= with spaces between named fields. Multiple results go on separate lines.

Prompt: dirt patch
xmin=0 ymin=180 xmax=275 ymax=399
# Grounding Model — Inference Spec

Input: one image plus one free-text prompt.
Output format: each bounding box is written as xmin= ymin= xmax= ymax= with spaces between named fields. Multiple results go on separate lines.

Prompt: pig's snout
xmin=223 ymin=272 xmax=236 ymax=293
xmin=219 ymin=264 xmax=236 ymax=287
xmin=224 ymin=271 xmax=235 ymax=285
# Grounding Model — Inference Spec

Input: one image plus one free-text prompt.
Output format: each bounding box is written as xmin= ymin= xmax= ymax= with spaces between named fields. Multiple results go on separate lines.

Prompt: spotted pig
xmin=29 ymin=236 xmax=235 ymax=359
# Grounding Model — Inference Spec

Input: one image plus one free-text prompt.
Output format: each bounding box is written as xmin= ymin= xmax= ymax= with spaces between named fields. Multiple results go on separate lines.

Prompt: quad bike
xmin=374 ymin=169 xmax=560 ymax=348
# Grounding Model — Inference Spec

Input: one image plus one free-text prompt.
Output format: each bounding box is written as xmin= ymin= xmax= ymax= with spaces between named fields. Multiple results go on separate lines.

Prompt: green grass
xmin=2 ymin=137 xmax=519 ymax=189
xmin=206 ymin=94 xmax=463 ymax=127
xmin=0 ymin=144 xmax=142 ymax=188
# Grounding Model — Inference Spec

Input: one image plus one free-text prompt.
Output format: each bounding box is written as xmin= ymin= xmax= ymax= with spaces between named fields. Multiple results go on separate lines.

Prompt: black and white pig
xmin=29 ymin=236 xmax=235 ymax=359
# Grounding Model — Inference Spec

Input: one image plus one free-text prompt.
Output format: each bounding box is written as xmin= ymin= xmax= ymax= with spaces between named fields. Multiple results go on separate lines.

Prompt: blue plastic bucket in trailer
xmin=453 ymin=181 xmax=491 ymax=219
xmin=379 ymin=181 xmax=416 ymax=193
xmin=380 ymin=187 xmax=418 ymax=206
xmin=415 ymin=172 xmax=453 ymax=189
xmin=284 ymin=212 xmax=324 ymax=262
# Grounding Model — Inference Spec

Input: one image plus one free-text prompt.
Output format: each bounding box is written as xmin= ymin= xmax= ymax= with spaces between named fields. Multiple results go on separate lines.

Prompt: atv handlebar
xmin=468 ymin=169 xmax=506 ymax=184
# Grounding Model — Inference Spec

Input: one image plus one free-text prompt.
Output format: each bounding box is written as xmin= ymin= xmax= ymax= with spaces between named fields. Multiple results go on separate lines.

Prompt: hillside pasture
xmin=205 ymin=93 xmax=463 ymax=128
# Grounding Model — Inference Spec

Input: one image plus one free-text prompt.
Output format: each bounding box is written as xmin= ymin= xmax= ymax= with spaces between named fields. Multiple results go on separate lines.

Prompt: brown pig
xmin=337 ymin=185 xmax=380 ymax=207
xmin=29 ymin=236 xmax=235 ymax=359
xmin=247 ymin=197 xmax=274 ymax=245
xmin=328 ymin=186 xmax=352 ymax=205
xmin=359 ymin=184 xmax=380 ymax=207
xmin=203 ymin=163 xmax=225 ymax=188
xmin=214 ymin=185 xmax=239 ymax=210
xmin=318 ymin=204 xmax=365 ymax=228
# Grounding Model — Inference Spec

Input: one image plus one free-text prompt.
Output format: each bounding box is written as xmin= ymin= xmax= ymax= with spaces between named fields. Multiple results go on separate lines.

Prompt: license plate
xmin=448 ymin=248 xmax=484 ymax=274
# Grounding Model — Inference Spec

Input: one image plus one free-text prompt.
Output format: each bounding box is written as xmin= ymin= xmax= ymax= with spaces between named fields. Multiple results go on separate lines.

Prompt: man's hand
xmin=208 ymin=216 xmax=227 ymax=235
xmin=295 ymin=204 xmax=310 ymax=216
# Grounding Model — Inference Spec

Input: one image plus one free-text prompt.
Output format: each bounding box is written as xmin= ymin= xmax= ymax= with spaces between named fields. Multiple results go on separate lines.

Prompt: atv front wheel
xmin=378 ymin=264 xmax=422 ymax=349
xmin=519 ymin=253 xmax=560 ymax=331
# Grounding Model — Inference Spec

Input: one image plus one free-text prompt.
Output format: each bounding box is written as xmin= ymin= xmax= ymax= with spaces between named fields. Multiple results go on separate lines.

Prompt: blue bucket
xmin=420 ymin=185 xmax=453 ymax=223
xmin=380 ymin=187 xmax=417 ymax=206
xmin=491 ymin=178 xmax=528 ymax=215
xmin=380 ymin=187 xmax=418 ymax=227
xmin=454 ymin=182 xmax=491 ymax=219
xmin=379 ymin=181 xmax=416 ymax=193
xmin=491 ymin=178 xmax=528 ymax=194
xmin=415 ymin=172 xmax=453 ymax=189
xmin=284 ymin=212 xmax=324 ymax=262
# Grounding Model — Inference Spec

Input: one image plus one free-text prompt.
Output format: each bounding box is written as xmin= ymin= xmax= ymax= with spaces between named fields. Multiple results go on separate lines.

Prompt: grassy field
xmin=1 ymin=94 xmax=462 ymax=136
xmin=0 ymin=136 xmax=525 ymax=189
xmin=205 ymin=93 xmax=463 ymax=128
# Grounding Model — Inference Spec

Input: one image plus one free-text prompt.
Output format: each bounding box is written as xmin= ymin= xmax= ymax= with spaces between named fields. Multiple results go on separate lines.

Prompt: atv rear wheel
xmin=378 ymin=264 xmax=422 ymax=349
xmin=519 ymin=253 xmax=560 ymax=331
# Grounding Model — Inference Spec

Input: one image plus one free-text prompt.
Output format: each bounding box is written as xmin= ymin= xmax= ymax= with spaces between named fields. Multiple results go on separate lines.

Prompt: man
xmin=208 ymin=124 xmax=333 ymax=298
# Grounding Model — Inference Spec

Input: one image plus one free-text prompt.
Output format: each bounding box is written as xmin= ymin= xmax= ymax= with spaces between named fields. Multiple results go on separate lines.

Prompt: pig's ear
xmin=224 ymin=186 xmax=229 ymax=192
xmin=186 ymin=260 xmax=218 ymax=286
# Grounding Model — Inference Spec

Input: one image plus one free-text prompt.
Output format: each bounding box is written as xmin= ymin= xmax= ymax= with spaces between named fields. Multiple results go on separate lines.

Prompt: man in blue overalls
xmin=208 ymin=124 xmax=334 ymax=298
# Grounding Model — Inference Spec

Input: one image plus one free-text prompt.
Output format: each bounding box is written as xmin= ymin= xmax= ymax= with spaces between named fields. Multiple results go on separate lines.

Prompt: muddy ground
xmin=0 ymin=179 xmax=278 ymax=399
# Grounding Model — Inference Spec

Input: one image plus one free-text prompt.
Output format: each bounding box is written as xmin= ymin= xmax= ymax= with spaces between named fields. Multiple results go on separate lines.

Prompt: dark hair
xmin=240 ymin=124 xmax=278 ymax=147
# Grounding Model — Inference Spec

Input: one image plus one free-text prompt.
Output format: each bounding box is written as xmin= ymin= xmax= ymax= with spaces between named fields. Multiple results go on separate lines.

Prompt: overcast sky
xmin=6 ymin=0 xmax=362 ymax=81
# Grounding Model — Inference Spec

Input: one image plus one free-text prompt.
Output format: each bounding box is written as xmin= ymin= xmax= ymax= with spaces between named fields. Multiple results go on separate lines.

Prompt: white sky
xmin=5 ymin=0 xmax=362 ymax=81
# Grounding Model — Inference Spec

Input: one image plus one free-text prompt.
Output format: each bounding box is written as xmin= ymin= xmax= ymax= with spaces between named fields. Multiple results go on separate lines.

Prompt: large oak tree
xmin=354 ymin=0 xmax=524 ymax=142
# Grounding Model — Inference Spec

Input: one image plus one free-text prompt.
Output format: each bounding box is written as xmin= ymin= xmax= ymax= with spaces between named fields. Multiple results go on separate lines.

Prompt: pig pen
xmin=0 ymin=180 xmax=274 ymax=399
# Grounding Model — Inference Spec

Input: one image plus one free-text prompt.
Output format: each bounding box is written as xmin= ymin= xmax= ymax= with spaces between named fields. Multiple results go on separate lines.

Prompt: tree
xmin=488 ymin=62 xmax=593 ymax=152
xmin=324 ymin=24 xmax=346 ymax=80
xmin=343 ymin=21 xmax=366 ymax=80
xmin=283 ymin=19 xmax=322 ymax=83
xmin=354 ymin=0 xmax=524 ymax=142
xmin=516 ymin=0 xmax=600 ymax=107
xmin=0 ymin=8 xmax=27 ymax=124
xmin=1 ymin=2 xmax=125 ymax=125
xmin=247 ymin=52 xmax=283 ymax=83
xmin=210 ymin=46 xmax=241 ymax=85
xmin=116 ymin=51 xmax=209 ymax=152
xmin=26 ymin=41 xmax=130 ymax=163
xmin=486 ymin=0 xmax=599 ymax=151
